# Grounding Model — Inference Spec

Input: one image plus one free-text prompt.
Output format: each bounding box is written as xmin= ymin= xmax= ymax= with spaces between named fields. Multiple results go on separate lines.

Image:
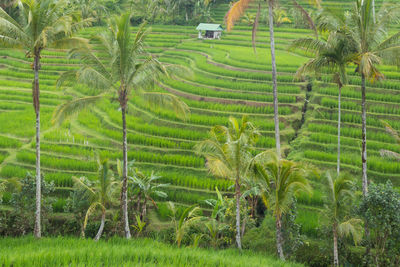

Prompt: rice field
xmin=0 ymin=237 xmax=302 ymax=267
xmin=0 ymin=0 xmax=399 ymax=247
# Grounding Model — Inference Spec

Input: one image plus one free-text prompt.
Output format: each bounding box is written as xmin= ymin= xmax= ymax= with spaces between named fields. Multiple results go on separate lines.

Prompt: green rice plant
xmin=16 ymin=151 xmax=97 ymax=172
xmin=158 ymin=172 xmax=233 ymax=191
xmin=0 ymin=165 xmax=29 ymax=178
xmin=0 ymin=135 xmax=22 ymax=148
xmin=307 ymin=123 xmax=394 ymax=143
xmin=52 ymin=198 xmax=67 ymax=213
xmin=45 ymin=172 xmax=74 ymax=187
xmin=296 ymin=209 xmax=320 ymax=237
xmin=0 ymin=237 xmax=300 ymax=267
xmin=0 ymin=152 xmax=8 ymax=164
xmin=303 ymin=150 xmax=400 ymax=174
xmin=309 ymin=133 xmax=400 ymax=154
xmin=297 ymin=189 xmax=324 ymax=207
xmin=160 ymin=78 xmax=296 ymax=103
xmin=158 ymin=188 xmax=215 ymax=208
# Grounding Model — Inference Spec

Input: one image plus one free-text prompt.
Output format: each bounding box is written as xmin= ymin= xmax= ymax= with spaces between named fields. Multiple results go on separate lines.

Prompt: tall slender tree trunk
xmin=33 ymin=52 xmax=41 ymax=239
xmin=337 ymin=85 xmax=342 ymax=176
xmin=94 ymin=210 xmax=106 ymax=241
xmin=361 ymin=74 xmax=368 ymax=197
xmin=121 ymin=105 xmax=131 ymax=238
xmin=268 ymin=0 xmax=281 ymax=158
xmin=333 ymin=222 xmax=339 ymax=267
xmin=361 ymin=74 xmax=371 ymax=259
xmin=276 ymin=214 xmax=285 ymax=260
xmin=235 ymin=176 xmax=242 ymax=250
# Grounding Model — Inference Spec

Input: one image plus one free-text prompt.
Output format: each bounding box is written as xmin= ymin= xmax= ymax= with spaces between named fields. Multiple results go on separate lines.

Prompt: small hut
xmin=196 ymin=23 xmax=223 ymax=39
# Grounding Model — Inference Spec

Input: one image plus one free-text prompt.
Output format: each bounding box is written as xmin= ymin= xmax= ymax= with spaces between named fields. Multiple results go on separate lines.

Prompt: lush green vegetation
xmin=0 ymin=237 xmax=301 ymax=267
xmin=1 ymin=0 xmax=400 ymax=266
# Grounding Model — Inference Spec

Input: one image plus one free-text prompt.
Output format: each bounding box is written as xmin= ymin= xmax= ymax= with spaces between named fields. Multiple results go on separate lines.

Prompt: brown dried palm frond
xmin=225 ymin=0 xmax=253 ymax=31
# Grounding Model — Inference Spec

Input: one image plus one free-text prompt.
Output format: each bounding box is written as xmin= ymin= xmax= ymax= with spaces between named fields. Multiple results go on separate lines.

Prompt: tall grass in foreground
xmin=0 ymin=237 xmax=302 ymax=267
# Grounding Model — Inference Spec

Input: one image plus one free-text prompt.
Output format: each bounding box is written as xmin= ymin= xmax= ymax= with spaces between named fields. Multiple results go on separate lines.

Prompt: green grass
xmin=0 ymin=237 xmax=302 ymax=267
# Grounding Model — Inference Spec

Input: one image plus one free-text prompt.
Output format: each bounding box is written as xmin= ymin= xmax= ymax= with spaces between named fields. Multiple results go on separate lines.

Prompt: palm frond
xmin=140 ymin=91 xmax=190 ymax=120
xmin=338 ymin=218 xmax=363 ymax=245
xmin=225 ymin=0 xmax=252 ymax=31
xmin=52 ymin=95 xmax=105 ymax=125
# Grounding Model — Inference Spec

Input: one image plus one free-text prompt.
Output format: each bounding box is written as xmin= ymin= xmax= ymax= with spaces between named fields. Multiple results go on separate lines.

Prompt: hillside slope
xmin=0 ymin=0 xmax=399 ymax=237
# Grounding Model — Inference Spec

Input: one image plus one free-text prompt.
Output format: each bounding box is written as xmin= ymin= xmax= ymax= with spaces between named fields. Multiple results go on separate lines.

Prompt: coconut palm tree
xmin=53 ymin=13 xmax=189 ymax=238
xmin=74 ymin=158 xmax=120 ymax=241
xmin=323 ymin=172 xmax=363 ymax=266
xmin=342 ymin=0 xmax=400 ymax=197
xmin=129 ymin=168 xmax=168 ymax=221
xmin=250 ymin=151 xmax=312 ymax=260
xmin=0 ymin=0 xmax=89 ymax=238
xmin=195 ymin=116 xmax=259 ymax=250
xmin=290 ymin=31 xmax=355 ymax=176
xmin=319 ymin=0 xmax=400 ymax=197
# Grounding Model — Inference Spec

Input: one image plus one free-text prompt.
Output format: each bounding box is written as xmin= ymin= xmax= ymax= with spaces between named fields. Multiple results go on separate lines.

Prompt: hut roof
xmin=196 ymin=23 xmax=224 ymax=31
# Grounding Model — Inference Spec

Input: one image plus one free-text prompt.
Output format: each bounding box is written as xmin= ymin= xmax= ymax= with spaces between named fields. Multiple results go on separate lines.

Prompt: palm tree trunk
xmin=276 ymin=214 xmax=285 ymax=260
xmin=333 ymin=222 xmax=339 ymax=267
xmin=121 ymin=105 xmax=131 ymax=239
xmin=141 ymin=197 xmax=147 ymax=220
xmin=361 ymin=73 xmax=371 ymax=259
xmin=94 ymin=210 xmax=106 ymax=241
xmin=235 ymin=176 xmax=242 ymax=250
xmin=33 ymin=52 xmax=41 ymax=239
xmin=361 ymin=74 xmax=368 ymax=197
xmin=268 ymin=0 xmax=281 ymax=158
xmin=337 ymin=85 xmax=342 ymax=177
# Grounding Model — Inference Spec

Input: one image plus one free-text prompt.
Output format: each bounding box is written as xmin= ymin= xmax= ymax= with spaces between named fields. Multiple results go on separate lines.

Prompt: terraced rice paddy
xmin=0 ymin=0 xmax=399 ymax=238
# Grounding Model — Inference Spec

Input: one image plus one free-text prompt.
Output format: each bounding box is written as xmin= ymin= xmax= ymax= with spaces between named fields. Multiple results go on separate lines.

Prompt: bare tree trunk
xmin=333 ymin=222 xmax=339 ymax=267
xmin=235 ymin=176 xmax=242 ymax=250
xmin=268 ymin=0 xmax=281 ymax=158
xmin=33 ymin=52 xmax=41 ymax=239
xmin=121 ymin=105 xmax=131 ymax=238
xmin=94 ymin=210 xmax=106 ymax=241
xmin=276 ymin=214 xmax=285 ymax=260
xmin=361 ymin=74 xmax=368 ymax=197
xmin=337 ymin=85 xmax=342 ymax=177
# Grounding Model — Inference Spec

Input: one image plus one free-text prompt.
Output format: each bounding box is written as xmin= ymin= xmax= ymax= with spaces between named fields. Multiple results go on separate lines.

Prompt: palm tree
xmin=195 ymin=116 xmax=259 ymax=250
xmin=250 ymin=151 xmax=312 ymax=260
xmin=0 ymin=0 xmax=89 ymax=238
xmin=129 ymin=168 xmax=168 ymax=221
xmin=290 ymin=31 xmax=355 ymax=176
xmin=323 ymin=172 xmax=363 ymax=266
xmin=342 ymin=0 xmax=400 ymax=197
xmin=168 ymin=202 xmax=201 ymax=248
xmin=74 ymin=158 xmax=120 ymax=241
xmin=53 ymin=13 xmax=189 ymax=238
